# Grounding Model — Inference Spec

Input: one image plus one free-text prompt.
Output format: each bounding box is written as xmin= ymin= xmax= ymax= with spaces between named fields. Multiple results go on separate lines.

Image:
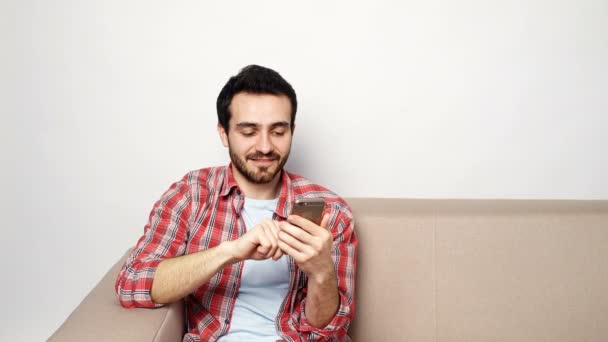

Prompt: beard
xmin=229 ymin=144 xmax=290 ymax=184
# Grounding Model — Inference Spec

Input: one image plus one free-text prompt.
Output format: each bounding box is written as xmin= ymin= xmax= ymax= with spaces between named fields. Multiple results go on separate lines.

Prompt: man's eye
xmin=272 ymin=131 xmax=286 ymax=136
xmin=241 ymin=131 xmax=255 ymax=137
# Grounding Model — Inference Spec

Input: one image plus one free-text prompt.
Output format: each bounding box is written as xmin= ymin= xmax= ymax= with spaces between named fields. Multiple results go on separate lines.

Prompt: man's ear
xmin=291 ymin=124 xmax=296 ymax=135
xmin=217 ymin=123 xmax=229 ymax=147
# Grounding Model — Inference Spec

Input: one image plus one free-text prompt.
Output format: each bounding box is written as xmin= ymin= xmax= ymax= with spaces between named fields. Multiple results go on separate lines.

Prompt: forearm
xmin=304 ymin=268 xmax=340 ymax=328
xmin=151 ymin=241 xmax=236 ymax=304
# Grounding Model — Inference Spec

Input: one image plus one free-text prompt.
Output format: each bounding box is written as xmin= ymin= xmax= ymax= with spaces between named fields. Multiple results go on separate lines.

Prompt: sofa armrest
xmin=49 ymin=249 xmax=185 ymax=342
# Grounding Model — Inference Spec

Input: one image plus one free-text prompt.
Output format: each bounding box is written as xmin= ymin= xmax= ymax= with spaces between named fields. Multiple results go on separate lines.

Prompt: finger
xmin=272 ymin=246 xmax=283 ymax=260
xmin=269 ymin=221 xmax=284 ymax=260
xmin=288 ymin=215 xmax=323 ymax=236
xmin=263 ymin=219 xmax=280 ymax=240
xmin=278 ymin=229 xmax=313 ymax=255
xmin=261 ymin=224 xmax=279 ymax=258
xmin=277 ymin=239 xmax=305 ymax=262
xmin=255 ymin=227 xmax=271 ymax=256
xmin=269 ymin=220 xmax=281 ymax=238
xmin=267 ymin=220 xmax=282 ymax=251
xmin=320 ymin=213 xmax=330 ymax=229
xmin=279 ymin=221 xmax=312 ymax=244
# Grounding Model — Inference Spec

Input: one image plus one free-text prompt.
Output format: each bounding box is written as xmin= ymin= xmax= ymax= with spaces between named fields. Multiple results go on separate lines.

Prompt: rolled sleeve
xmin=297 ymin=292 xmax=352 ymax=338
xmin=115 ymin=178 xmax=192 ymax=308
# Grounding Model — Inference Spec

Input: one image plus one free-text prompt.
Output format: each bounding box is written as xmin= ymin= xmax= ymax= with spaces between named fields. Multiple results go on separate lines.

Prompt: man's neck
xmin=231 ymin=164 xmax=282 ymax=200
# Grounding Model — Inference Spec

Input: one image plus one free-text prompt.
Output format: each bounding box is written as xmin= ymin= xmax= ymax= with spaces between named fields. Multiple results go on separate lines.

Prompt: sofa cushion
xmin=49 ymin=249 xmax=185 ymax=342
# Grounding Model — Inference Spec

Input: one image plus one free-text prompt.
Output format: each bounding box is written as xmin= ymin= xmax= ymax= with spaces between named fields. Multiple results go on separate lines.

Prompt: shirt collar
xmin=219 ymin=163 xmax=294 ymax=219
xmin=275 ymin=168 xmax=294 ymax=219
xmin=219 ymin=163 xmax=240 ymax=197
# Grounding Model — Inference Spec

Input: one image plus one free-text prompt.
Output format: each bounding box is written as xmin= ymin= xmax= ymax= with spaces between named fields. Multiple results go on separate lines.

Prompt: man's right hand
xmin=226 ymin=219 xmax=283 ymax=262
xmin=147 ymin=219 xmax=284 ymax=304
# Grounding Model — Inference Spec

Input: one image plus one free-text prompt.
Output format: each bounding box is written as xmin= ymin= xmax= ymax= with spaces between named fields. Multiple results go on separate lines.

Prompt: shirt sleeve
xmin=294 ymin=204 xmax=358 ymax=340
xmin=114 ymin=178 xmax=192 ymax=308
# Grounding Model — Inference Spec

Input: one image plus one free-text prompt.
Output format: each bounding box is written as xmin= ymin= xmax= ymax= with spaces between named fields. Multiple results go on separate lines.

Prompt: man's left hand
xmin=277 ymin=213 xmax=335 ymax=281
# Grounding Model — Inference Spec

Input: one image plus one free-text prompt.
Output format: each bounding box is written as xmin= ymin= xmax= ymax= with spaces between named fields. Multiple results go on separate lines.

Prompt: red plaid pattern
xmin=115 ymin=164 xmax=357 ymax=341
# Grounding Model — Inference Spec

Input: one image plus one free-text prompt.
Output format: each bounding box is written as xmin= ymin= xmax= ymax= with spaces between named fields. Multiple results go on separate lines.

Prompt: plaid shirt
xmin=115 ymin=164 xmax=357 ymax=341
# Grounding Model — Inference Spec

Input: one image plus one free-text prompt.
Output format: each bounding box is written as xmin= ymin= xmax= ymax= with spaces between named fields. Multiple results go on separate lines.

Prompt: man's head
xmin=217 ymin=65 xmax=297 ymax=185
xmin=217 ymin=65 xmax=297 ymax=132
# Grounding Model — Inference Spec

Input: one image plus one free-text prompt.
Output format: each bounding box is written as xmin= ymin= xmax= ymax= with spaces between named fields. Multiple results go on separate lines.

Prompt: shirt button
xmin=224 ymin=319 xmax=230 ymax=324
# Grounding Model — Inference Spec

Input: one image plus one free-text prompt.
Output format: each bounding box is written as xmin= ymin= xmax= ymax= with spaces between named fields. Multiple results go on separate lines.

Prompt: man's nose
xmin=255 ymin=133 xmax=273 ymax=154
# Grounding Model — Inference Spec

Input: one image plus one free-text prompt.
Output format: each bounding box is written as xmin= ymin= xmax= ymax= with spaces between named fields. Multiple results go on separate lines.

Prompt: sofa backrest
xmin=346 ymin=198 xmax=608 ymax=341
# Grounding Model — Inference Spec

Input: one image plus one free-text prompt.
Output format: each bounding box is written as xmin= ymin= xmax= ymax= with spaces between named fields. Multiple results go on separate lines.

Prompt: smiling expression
xmin=218 ymin=92 xmax=294 ymax=184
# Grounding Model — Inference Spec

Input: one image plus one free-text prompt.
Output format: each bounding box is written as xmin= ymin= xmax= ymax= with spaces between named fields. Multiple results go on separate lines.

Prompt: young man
xmin=115 ymin=65 xmax=357 ymax=342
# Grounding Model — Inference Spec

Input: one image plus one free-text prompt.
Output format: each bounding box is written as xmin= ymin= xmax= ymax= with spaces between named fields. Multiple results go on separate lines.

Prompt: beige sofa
xmin=50 ymin=198 xmax=608 ymax=341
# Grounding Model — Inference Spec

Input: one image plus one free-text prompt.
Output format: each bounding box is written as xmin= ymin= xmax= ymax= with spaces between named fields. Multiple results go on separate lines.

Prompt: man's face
xmin=218 ymin=92 xmax=294 ymax=184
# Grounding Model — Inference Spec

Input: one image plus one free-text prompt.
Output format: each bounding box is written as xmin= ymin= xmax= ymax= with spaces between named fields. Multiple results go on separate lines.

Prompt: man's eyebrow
xmin=235 ymin=121 xmax=290 ymax=129
xmin=270 ymin=121 xmax=290 ymax=129
xmin=235 ymin=122 xmax=258 ymax=129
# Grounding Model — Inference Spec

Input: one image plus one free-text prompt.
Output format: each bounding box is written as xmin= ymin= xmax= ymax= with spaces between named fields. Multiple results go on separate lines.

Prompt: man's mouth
xmin=248 ymin=157 xmax=277 ymax=166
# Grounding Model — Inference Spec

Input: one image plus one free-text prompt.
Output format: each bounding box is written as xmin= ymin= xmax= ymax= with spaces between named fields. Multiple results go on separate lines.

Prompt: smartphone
xmin=291 ymin=198 xmax=326 ymax=226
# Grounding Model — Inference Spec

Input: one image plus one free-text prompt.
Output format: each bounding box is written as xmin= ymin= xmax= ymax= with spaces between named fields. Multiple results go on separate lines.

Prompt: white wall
xmin=2 ymin=0 xmax=607 ymax=340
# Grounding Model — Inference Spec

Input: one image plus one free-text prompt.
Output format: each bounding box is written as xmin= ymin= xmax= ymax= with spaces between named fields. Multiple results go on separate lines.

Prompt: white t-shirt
xmin=217 ymin=197 xmax=290 ymax=342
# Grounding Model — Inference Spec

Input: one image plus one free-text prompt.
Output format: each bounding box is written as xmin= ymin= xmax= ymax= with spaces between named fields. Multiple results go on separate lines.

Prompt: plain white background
xmin=2 ymin=0 xmax=607 ymax=340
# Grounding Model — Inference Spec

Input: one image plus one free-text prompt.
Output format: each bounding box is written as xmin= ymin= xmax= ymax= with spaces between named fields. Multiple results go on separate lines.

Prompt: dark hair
xmin=217 ymin=65 xmax=297 ymax=131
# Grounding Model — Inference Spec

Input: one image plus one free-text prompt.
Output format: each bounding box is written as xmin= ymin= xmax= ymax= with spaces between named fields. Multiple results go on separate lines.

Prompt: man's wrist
xmin=217 ymin=240 xmax=240 ymax=266
xmin=308 ymin=264 xmax=337 ymax=286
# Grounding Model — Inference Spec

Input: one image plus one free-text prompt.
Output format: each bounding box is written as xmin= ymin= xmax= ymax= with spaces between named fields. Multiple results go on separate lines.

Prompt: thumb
xmin=320 ymin=213 xmax=330 ymax=229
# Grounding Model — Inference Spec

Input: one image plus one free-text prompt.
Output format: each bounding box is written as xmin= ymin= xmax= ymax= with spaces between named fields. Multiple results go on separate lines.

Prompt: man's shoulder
xmin=177 ymin=165 xmax=228 ymax=189
xmin=287 ymin=171 xmax=352 ymax=216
